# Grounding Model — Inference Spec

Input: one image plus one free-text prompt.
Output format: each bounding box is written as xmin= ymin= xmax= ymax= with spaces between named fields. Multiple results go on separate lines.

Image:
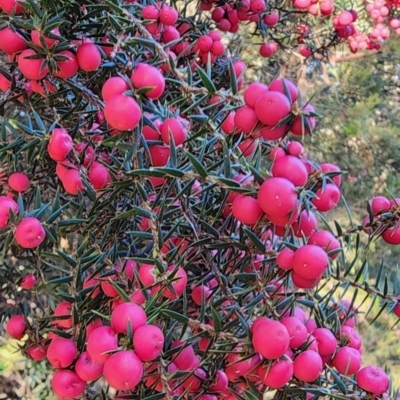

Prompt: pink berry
xmin=75 ymin=351 xmax=104 ymax=382
xmin=271 ymin=155 xmax=308 ymax=187
xmin=312 ymin=184 xmax=341 ymax=212
xmin=332 ymin=346 xmax=361 ymax=375
xmin=6 ymin=315 xmax=26 ymax=339
xmin=232 ymin=195 xmax=263 ymax=225
xmin=269 ymin=78 xmax=299 ymax=103
xmin=356 ymin=365 xmax=389 ymax=395
xmin=252 ymin=318 xmax=290 ymax=359
xmin=308 ymin=230 xmax=341 ymax=260
xmin=8 ymin=172 xmax=29 ymax=192
xmin=255 ymin=91 xmax=291 ymax=126
xmin=87 ymin=326 xmax=118 ymax=364
xmin=313 ymin=328 xmax=337 ymax=356
xmin=21 ymin=274 xmax=36 ymax=290
xmin=52 ymin=301 xmax=72 ymax=329
xmin=104 ymin=94 xmax=141 ymax=131
xmin=276 ymin=247 xmax=294 ymax=270
xmin=47 ymin=337 xmax=77 ymax=368
xmin=131 ymin=63 xmax=165 ymax=100
xmin=133 ymin=324 xmax=165 ymax=361
xmin=258 ymin=359 xmax=293 ymax=388
xmin=244 ymin=82 xmax=269 ymax=109
xmin=51 ymin=370 xmax=85 ymax=399
xmin=281 ymin=316 xmax=308 ymax=348
xmin=14 ymin=217 xmax=46 ymax=248
xmin=111 ymin=302 xmax=147 ymax=334
xmin=102 ymin=77 xmax=129 ymax=102
xmin=293 ymin=350 xmax=323 ymax=382
xmin=293 ymin=245 xmax=328 ymax=280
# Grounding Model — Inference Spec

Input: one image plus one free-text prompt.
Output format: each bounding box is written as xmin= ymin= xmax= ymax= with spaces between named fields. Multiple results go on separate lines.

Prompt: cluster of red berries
xmin=363 ymin=195 xmax=400 ymax=245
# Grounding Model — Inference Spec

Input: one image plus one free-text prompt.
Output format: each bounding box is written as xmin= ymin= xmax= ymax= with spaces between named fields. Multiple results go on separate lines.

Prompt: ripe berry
xmin=31 ymin=28 xmax=60 ymax=49
xmin=21 ymin=274 xmax=36 ymax=289
xmin=171 ymin=341 xmax=195 ymax=369
xmin=308 ymin=230 xmax=340 ymax=260
xmin=320 ymin=162 xmax=341 ymax=187
xmin=0 ymin=27 xmax=27 ymax=54
xmin=209 ymin=370 xmax=229 ymax=392
xmin=25 ymin=342 xmax=47 ymax=361
xmin=88 ymin=161 xmax=109 ymax=190
xmin=18 ymin=49 xmax=48 ymax=80
xmin=234 ymin=106 xmax=259 ymax=134
xmin=259 ymin=42 xmax=277 ymax=58
xmin=277 ymin=247 xmax=294 ymax=270
xmin=102 ymin=76 xmax=129 ymax=101
xmin=312 ymin=183 xmax=341 ymax=212
xmin=232 ymin=195 xmax=263 ymax=225
xmin=293 ymin=245 xmax=328 ymax=279
xmin=356 ymin=366 xmax=389 ymax=395
xmin=281 ymin=316 xmax=308 ymax=348
xmin=161 ymin=265 xmax=187 ymax=299
xmin=54 ymin=50 xmax=79 ymax=78
xmin=47 ymin=337 xmax=77 ymax=368
xmin=48 ymin=128 xmax=73 ymax=161
xmin=75 ymin=351 xmax=104 ymax=382
xmin=258 ymin=359 xmax=293 ymax=388
xmin=340 ymin=326 xmax=362 ymax=350
xmin=103 ymin=350 xmax=143 ymax=390
xmin=244 ymin=82 xmax=269 ymax=109
xmin=131 ymin=63 xmax=165 ymax=100
xmin=255 ymin=91 xmax=291 ymax=126
xmin=76 ymin=43 xmax=102 ymax=71
xmin=87 ymin=326 xmax=118 ymax=364
xmin=191 ymin=285 xmax=212 ymax=305
xmin=258 ymin=177 xmax=297 ymax=217
xmin=269 ymin=78 xmax=299 ymax=103
xmin=370 ymin=195 xmax=390 ymax=215
xmin=111 ymin=302 xmax=147 ymax=334
xmin=332 ymin=346 xmax=361 ymax=375
xmin=0 ymin=196 xmax=19 ymax=228
xmin=313 ymin=328 xmax=337 ymax=356
xmin=159 ymin=5 xmax=179 ymax=25
xmin=0 ymin=0 xmax=25 ymax=14
xmin=51 ymin=370 xmax=86 ymax=399
xmin=292 ymin=271 xmax=321 ymax=289
xmin=61 ymin=169 xmax=84 ymax=195
xmin=14 ymin=217 xmax=46 ymax=248
xmin=260 ymin=124 xmax=288 ymax=140
xmin=52 ymin=301 xmax=72 ymax=329
xmin=293 ymin=350 xmax=323 ymax=382
xmin=133 ymin=324 xmax=165 ymax=361
xmin=221 ymin=112 xmax=236 ymax=135
xmin=271 ymin=155 xmax=308 ymax=187
xmin=104 ymin=94 xmax=141 ymax=131
xmin=8 ymin=172 xmax=29 ymax=192
xmin=160 ymin=118 xmax=187 ymax=145
xmin=6 ymin=315 xmax=26 ymax=339
xmin=252 ymin=318 xmax=290 ymax=359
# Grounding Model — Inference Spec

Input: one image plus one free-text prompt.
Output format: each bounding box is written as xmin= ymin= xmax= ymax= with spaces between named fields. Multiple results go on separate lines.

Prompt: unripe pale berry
xmin=14 ymin=217 xmax=46 ymax=248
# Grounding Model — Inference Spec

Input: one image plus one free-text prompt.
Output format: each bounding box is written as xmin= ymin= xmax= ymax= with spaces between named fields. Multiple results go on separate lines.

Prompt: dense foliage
xmin=1 ymin=0 xmax=400 ymax=399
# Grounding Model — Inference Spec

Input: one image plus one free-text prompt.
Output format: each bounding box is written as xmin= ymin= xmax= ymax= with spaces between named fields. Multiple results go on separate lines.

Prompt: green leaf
xmin=196 ymin=66 xmax=216 ymax=94
xmin=186 ymin=152 xmax=208 ymax=178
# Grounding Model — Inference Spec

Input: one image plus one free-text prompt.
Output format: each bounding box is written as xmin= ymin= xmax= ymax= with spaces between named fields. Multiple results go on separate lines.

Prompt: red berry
xmin=277 ymin=247 xmax=294 ymax=270
xmin=149 ymin=145 xmax=170 ymax=166
xmin=52 ymin=301 xmax=72 ymax=329
xmin=31 ymin=28 xmax=60 ymax=49
xmin=269 ymin=78 xmax=299 ymax=103
xmin=103 ymin=350 xmax=143 ymax=390
xmin=62 ymin=169 xmax=84 ymax=195
xmin=255 ymin=91 xmax=291 ymax=126
xmin=111 ymin=302 xmax=147 ymax=334
xmin=232 ymin=194 xmax=263 ymax=225
xmin=258 ymin=177 xmax=297 ymax=217
xmin=160 ymin=118 xmax=188 ymax=145
xmin=87 ymin=326 xmax=118 ymax=364
xmin=18 ymin=49 xmax=48 ymax=80
xmin=0 ymin=0 xmax=25 ymax=14
xmin=356 ymin=366 xmax=389 ymax=395
xmin=0 ymin=27 xmax=27 ymax=54
xmin=76 ymin=43 xmax=102 ymax=71
xmin=293 ymin=350 xmax=323 ymax=382
xmin=271 ymin=155 xmax=308 ymax=187
xmin=131 ymin=63 xmax=165 ymax=100
xmin=54 ymin=50 xmax=79 ymax=78
xmin=21 ymin=274 xmax=36 ymax=289
xmin=281 ymin=316 xmax=308 ymax=348
xmin=159 ymin=5 xmax=179 ymax=25
xmin=6 ymin=315 xmax=26 ymax=339
xmin=48 ymin=128 xmax=73 ymax=161
xmin=313 ymin=328 xmax=337 ymax=356
xmin=312 ymin=183 xmax=341 ymax=212
xmin=332 ymin=346 xmax=361 ymax=375
xmin=293 ymin=244 xmax=328 ymax=279
xmin=258 ymin=359 xmax=293 ymax=388
xmin=244 ymin=82 xmax=269 ymax=109
xmin=102 ymin=76 xmax=129 ymax=102
xmin=308 ymin=230 xmax=340 ymax=259
xmin=104 ymin=94 xmax=141 ymax=131
xmin=133 ymin=324 xmax=165 ymax=361
xmin=51 ymin=370 xmax=85 ymax=399
xmin=8 ymin=172 xmax=29 ymax=192
xmin=47 ymin=337 xmax=77 ymax=368
xmin=14 ymin=217 xmax=46 ymax=248
xmin=88 ymin=161 xmax=109 ymax=190
xmin=75 ymin=351 xmax=104 ymax=382
xmin=252 ymin=318 xmax=290 ymax=359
